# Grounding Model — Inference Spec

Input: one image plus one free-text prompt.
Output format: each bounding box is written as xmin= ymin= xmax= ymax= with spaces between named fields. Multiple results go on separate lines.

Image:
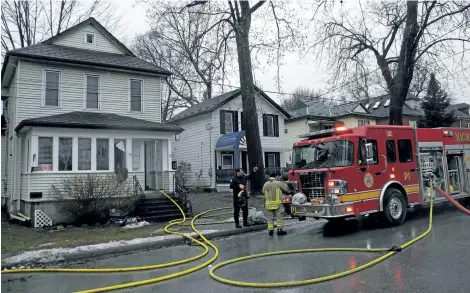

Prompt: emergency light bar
xmin=298 ymin=126 xmax=350 ymax=140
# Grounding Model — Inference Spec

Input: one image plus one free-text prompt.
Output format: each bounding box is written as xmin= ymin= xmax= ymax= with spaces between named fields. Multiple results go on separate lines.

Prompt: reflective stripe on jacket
xmin=263 ymin=179 xmax=288 ymax=210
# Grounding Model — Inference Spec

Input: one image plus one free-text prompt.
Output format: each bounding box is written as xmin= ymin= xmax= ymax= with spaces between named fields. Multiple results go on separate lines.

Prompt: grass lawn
xmin=1 ymin=220 xmax=195 ymax=255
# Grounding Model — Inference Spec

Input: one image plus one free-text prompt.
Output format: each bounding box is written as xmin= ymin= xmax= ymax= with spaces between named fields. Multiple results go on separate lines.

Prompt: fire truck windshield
xmin=292 ymin=144 xmax=316 ymax=169
xmin=316 ymin=140 xmax=354 ymax=167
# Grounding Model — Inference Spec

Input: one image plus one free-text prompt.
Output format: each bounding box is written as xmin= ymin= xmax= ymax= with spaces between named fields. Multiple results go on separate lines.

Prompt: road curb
xmin=1 ymin=224 xmax=267 ymax=268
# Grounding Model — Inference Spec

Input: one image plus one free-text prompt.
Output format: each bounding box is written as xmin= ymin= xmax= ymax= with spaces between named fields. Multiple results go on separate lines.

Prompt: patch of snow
xmin=122 ymin=221 xmax=150 ymax=229
xmin=1 ymin=229 xmax=218 ymax=266
xmin=37 ymin=242 xmax=56 ymax=248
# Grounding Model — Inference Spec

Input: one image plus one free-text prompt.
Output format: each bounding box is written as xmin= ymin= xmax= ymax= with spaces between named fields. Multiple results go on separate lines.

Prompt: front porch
xmin=214 ymin=131 xmax=284 ymax=190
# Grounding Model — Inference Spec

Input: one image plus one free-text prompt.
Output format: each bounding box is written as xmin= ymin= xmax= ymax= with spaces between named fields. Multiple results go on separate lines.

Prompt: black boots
xmin=269 ymin=230 xmax=274 ymax=236
xmin=243 ymin=223 xmax=251 ymax=227
xmin=277 ymin=229 xmax=287 ymax=236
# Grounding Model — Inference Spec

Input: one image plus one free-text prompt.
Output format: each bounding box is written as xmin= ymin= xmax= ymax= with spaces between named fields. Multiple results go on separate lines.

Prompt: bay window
xmin=114 ymin=139 xmax=126 ymax=171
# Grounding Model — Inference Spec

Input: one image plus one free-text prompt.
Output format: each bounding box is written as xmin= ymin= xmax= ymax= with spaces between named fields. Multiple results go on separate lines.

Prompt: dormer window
xmin=85 ymin=33 xmax=95 ymax=44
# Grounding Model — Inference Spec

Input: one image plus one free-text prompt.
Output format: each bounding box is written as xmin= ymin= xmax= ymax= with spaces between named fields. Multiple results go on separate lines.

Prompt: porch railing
xmin=133 ymin=175 xmax=147 ymax=213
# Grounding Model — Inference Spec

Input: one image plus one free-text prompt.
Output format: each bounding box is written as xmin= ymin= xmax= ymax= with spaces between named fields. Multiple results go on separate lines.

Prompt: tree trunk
xmin=388 ymin=1 xmax=419 ymax=125
xmin=234 ymin=23 xmax=264 ymax=193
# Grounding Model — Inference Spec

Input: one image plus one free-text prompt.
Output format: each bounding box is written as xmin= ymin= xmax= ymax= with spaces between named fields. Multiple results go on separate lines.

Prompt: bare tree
xmin=280 ymin=87 xmax=322 ymax=110
xmin=1 ymin=0 xmax=119 ymax=57
xmin=133 ymin=1 xmax=234 ymax=121
xmin=312 ymin=1 xmax=470 ymax=124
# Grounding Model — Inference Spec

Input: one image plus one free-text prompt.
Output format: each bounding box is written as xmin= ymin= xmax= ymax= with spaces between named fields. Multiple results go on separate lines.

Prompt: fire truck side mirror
xmin=365 ymin=142 xmax=374 ymax=163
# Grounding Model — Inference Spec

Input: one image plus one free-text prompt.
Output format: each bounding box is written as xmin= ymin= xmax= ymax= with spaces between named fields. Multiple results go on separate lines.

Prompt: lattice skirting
xmin=34 ymin=210 xmax=52 ymax=228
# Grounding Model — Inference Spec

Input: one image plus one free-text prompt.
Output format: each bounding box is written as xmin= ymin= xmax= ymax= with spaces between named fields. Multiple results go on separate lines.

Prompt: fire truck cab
xmin=286 ymin=125 xmax=470 ymax=226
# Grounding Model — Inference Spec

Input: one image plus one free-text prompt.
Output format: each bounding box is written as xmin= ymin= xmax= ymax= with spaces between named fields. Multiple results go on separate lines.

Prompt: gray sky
xmin=117 ymin=0 xmax=469 ymax=104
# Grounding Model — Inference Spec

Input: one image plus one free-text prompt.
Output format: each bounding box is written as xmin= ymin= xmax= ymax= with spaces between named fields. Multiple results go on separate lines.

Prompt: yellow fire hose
xmin=2 ymin=188 xmax=438 ymax=292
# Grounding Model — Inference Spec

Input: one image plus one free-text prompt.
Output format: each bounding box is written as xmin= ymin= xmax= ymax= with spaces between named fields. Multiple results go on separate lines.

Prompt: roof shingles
xmin=15 ymin=112 xmax=183 ymax=133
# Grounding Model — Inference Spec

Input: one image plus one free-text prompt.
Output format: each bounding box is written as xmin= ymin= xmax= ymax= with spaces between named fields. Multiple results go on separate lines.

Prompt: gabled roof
xmin=169 ymin=86 xmax=291 ymax=123
xmin=15 ymin=112 xmax=183 ymax=133
xmin=4 ymin=44 xmax=171 ymax=76
xmin=363 ymin=95 xmax=424 ymax=118
xmin=42 ymin=17 xmax=134 ymax=56
xmin=288 ymin=100 xmax=373 ymax=120
xmin=1 ymin=18 xmax=171 ymax=79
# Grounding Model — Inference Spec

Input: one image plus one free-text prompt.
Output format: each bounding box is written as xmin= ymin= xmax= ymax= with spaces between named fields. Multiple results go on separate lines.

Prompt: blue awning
xmin=215 ymin=131 xmax=246 ymax=149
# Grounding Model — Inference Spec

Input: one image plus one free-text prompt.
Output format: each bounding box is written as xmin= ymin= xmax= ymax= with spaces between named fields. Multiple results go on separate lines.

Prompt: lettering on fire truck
xmin=455 ymin=132 xmax=470 ymax=142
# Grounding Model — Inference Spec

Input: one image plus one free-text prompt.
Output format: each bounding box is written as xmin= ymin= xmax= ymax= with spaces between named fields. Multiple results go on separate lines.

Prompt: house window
xmin=85 ymin=75 xmax=99 ymax=109
xmin=263 ymin=114 xmax=279 ymax=137
xmin=221 ymin=153 xmax=233 ymax=169
xmin=132 ymin=140 xmax=142 ymax=171
xmin=85 ymin=33 xmax=95 ymax=44
xmin=58 ymin=138 xmax=73 ymax=171
xmin=38 ymin=137 xmax=53 ymax=171
xmin=219 ymin=110 xmax=238 ymax=134
xmin=225 ymin=112 xmax=233 ymax=133
xmin=398 ymin=139 xmax=413 ymax=162
xmin=358 ymin=120 xmax=370 ymax=126
xmin=264 ymin=152 xmax=281 ymax=174
xmin=78 ymin=138 xmax=91 ymax=170
xmin=130 ymin=79 xmax=143 ymax=112
xmin=386 ymin=140 xmax=396 ymax=163
xmin=96 ymin=138 xmax=109 ymax=170
xmin=409 ymin=120 xmax=417 ymax=128
xmin=45 ymin=70 xmax=60 ymax=106
xmin=114 ymin=139 xmax=126 ymax=171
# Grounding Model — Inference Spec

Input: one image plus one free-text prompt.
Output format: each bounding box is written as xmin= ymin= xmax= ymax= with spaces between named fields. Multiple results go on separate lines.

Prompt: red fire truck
xmin=286 ymin=125 xmax=470 ymax=225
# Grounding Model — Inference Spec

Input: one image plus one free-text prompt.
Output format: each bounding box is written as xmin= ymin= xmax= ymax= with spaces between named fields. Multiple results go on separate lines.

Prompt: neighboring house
xmin=448 ymin=103 xmax=470 ymax=128
xmin=169 ymin=87 xmax=290 ymax=191
xmin=365 ymin=95 xmax=423 ymax=127
xmin=284 ymin=100 xmax=375 ymax=167
xmin=1 ymin=18 xmax=182 ymax=225
xmin=1 ymin=115 xmax=6 ymax=206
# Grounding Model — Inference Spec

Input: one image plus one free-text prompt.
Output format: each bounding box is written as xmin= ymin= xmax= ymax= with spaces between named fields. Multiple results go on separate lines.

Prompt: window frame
xmin=84 ymin=74 xmax=101 ymax=110
xmin=38 ymin=137 xmax=54 ymax=171
xmin=96 ymin=138 xmax=110 ymax=171
xmin=221 ymin=153 xmax=234 ymax=169
xmin=266 ymin=115 xmax=275 ymax=136
xmin=358 ymin=139 xmax=379 ymax=166
xmin=84 ymin=33 xmax=95 ymax=45
xmin=129 ymin=79 xmax=144 ymax=112
xmin=267 ymin=153 xmax=276 ymax=168
xmin=397 ymin=139 xmax=413 ymax=163
xmin=77 ymin=137 xmax=92 ymax=171
xmin=263 ymin=114 xmax=279 ymax=137
xmin=58 ymin=137 xmax=74 ymax=172
xmin=358 ymin=120 xmax=370 ymax=126
xmin=42 ymin=69 xmax=62 ymax=107
xmin=132 ymin=140 xmax=142 ymax=172
xmin=114 ymin=138 xmax=127 ymax=171
xmin=386 ymin=140 xmax=397 ymax=163
xmin=224 ymin=111 xmax=234 ymax=133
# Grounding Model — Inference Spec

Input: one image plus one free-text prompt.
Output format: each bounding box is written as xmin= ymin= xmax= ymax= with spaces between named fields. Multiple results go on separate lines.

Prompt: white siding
xmin=284 ymin=118 xmax=310 ymax=165
xmin=1 ymin=134 xmax=6 ymax=199
xmin=211 ymin=93 xmax=286 ymax=167
xmin=16 ymin=61 xmax=162 ymax=123
xmin=171 ymin=114 xmax=213 ymax=187
xmin=340 ymin=116 xmax=376 ymax=128
xmin=52 ymin=23 xmax=124 ymax=54
xmin=21 ymin=172 xmax=142 ymax=200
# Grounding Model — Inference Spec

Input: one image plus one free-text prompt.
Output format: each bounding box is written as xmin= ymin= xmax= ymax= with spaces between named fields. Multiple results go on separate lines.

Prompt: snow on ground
xmin=122 ymin=221 xmax=150 ymax=229
xmin=2 ymin=229 xmax=219 ymax=267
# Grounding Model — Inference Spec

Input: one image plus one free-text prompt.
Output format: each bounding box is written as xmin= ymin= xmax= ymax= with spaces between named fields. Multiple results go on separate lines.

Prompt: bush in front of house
xmin=51 ymin=174 xmax=132 ymax=225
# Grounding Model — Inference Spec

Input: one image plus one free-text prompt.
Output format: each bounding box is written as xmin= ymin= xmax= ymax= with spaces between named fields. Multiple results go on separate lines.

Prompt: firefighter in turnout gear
xmin=262 ymin=173 xmax=289 ymax=236
xmin=230 ymin=167 xmax=258 ymax=228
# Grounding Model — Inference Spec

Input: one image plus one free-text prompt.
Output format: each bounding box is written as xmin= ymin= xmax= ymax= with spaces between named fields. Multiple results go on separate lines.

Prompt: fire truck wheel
xmin=383 ymin=188 xmax=407 ymax=226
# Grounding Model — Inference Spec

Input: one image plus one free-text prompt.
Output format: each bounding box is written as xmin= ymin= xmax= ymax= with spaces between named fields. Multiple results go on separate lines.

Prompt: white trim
xmin=83 ymin=73 xmax=101 ymax=110
xmin=84 ymin=32 xmax=96 ymax=45
xmin=129 ymin=78 xmax=144 ymax=113
xmin=42 ymin=69 xmax=62 ymax=107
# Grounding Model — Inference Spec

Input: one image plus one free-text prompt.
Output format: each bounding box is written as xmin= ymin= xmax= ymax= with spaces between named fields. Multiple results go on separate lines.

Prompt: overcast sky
xmin=116 ymin=0 xmax=469 ymax=104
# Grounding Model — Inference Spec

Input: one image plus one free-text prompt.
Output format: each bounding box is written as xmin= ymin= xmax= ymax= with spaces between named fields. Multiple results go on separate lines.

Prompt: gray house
xmin=1 ymin=18 xmax=182 ymax=225
xmin=169 ymin=87 xmax=290 ymax=191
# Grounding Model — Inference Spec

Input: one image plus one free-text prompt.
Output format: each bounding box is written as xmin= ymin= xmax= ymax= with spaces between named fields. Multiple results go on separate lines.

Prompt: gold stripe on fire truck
xmin=340 ymin=184 xmax=419 ymax=203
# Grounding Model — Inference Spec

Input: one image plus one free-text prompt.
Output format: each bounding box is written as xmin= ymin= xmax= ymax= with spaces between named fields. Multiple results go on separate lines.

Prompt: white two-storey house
xmin=1 ymin=18 xmax=182 ymax=225
xmin=169 ymin=87 xmax=290 ymax=191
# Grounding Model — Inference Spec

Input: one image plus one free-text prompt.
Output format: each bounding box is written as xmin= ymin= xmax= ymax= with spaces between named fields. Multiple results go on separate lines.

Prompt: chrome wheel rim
xmin=389 ymin=197 xmax=403 ymax=220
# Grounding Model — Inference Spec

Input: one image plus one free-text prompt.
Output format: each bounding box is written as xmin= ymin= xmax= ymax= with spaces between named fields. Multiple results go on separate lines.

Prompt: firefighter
xmin=230 ymin=167 xmax=258 ymax=228
xmin=263 ymin=173 xmax=289 ymax=236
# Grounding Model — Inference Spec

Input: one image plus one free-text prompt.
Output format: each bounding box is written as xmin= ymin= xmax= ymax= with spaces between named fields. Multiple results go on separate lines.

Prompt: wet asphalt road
xmin=2 ymin=205 xmax=469 ymax=293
